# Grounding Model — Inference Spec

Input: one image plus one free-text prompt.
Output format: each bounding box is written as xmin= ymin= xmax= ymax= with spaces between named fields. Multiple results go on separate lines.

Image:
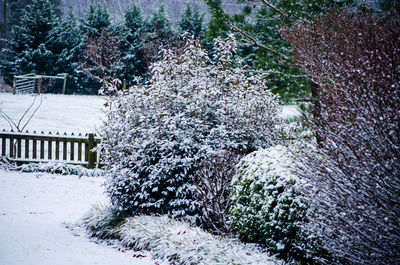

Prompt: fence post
xmin=88 ymin=133 xmax=95 ymax=169
xmin=13 ymin=78 xmax=16 ymax=94
xmin=38 ymin=78 xmax=42 ymax=95
xmin=62 ymin=77 xmax=67 ymax=94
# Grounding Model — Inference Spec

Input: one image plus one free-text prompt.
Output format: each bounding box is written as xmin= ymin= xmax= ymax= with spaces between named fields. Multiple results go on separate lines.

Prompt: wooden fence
xmin=0 ymin=130 xmax=100 ymax=168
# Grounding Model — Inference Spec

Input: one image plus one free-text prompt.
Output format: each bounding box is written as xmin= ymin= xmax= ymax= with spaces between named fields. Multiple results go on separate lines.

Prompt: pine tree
xmin=78 ymin=1 xmax=114 ymax=93
xmin=143 ymin=4 xmax=174 ymax=41
xmin=47 ymin=7 xmax=82 ymax=74
xmin=115 ymin=3 xmax=147 ymax=82
xmin=205 ymin=0 xmax=230 ymax=40
xmin=178 ymin=3 xmax=205 ymax=39
xmin=1 ymin=0 xmax=60 ymax=40
xmin=142 ymin=4 xmax=176 ymax=66
xmin=81 ymin=0 xmax=111 ymax=37
xmin=205 ymin=0 xmax=355 ymax=102
xmin=0 ymin=0 xmax=58 ymax=76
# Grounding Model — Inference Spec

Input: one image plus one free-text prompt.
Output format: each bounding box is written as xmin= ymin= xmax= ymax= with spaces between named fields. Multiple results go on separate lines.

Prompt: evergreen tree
xmin=205 ymin=0 xmax=354 ymax=102
xmin=44 ymin=7 xmax=84 ymax=92
xmin=81 ymin=0 xmax=111 ymax=37
xmin=205 ymin=0 xmax=230 ymax=40
xmin=143 ymin=4 xmax=174 ymax=41
xmin=142 ymin=4 xmax=176 ymax=66
xmin=77 ymin=1 xmax=113 ymax=93
xmin=47 ymin=7 xmax=82 ymax=74
xmin=117 ymin=3 xmax=147 ymax=82
xmin=2 ymin=0 xmax=61 ymax=38
xmin=0 ymin=0 xmax=58 ymax=76
xmin=178 ymin=3 xmax=205 ymax=39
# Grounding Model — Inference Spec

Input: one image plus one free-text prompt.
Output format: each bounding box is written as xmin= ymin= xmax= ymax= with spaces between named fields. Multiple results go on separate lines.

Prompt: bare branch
xmin=253 ymin=0 xmax=288 ymax=18
xmin=21 ymin=95 xmax=44 ymax=132
xmin=17 ymin=95 xmax=38 ymax=130
xmin=0 ymin=109 xmax=17 ymax=130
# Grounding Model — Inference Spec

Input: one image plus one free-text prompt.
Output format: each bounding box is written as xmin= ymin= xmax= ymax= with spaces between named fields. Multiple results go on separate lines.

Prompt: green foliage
xmin=124 ymin=3 xmax=143 ymax=31
xmin=379 ymin=0 xmax=400 ymax=13
xmin=3 ymin=0 xmax=61 ymax=38
xmin=229 ymin=145 xmax=323 ymax=263
xmin=116 ymin=3 xmax=147 ymax=81
xmin=47 ymin=7 xmax=82 ymax=76
xmin=143 ymin=4 xmax=174 ymax=41
xmin=205 ymin=0 xmax=355 ymax=103
xmin=205 ymin=0 xmax=230 ymax=40
xmin=140 ymin=4 xmax=177 ymax=67
xmin=178 ymin=3 xmax=205 ymax=39
xmin=1 ymin=0 xmax=58 ymax=75
xmin=81 ymin=0 xmax=111 ymax=36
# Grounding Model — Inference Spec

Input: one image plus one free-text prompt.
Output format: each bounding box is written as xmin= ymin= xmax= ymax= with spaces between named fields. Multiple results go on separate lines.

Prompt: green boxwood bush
xmin=229 ymin=145 xmax=321 ymax=263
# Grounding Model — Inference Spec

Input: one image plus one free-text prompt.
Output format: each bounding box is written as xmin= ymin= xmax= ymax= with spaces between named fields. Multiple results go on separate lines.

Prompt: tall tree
xmin=116 ymin=3 xmax=147 ymax=82
xmin=47 ymin=7 xmax=82 ymax=78
xmin=142 ymin=4 xmax=176 ymax=66
xmin=205 ymin=0 xmax=354 ymax=102
xmin=0 ymin=0 xmax=58 ymax=76
xmin=178 ymin=3 xmax=205 ymax=39
xmin=3 ymin=0 xmax=6 ymax=41
xmin=81 ymin=0 xmax=111 ymax=37
xmin=4 ymin=0 xmax=60 ymax=36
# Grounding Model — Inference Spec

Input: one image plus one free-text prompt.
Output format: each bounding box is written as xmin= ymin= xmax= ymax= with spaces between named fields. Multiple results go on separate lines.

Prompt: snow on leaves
xmin=100 ymin=35 xmax=282 ymax=221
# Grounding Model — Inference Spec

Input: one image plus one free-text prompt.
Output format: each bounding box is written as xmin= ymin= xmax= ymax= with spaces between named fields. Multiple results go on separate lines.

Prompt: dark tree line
xmin=0 ymin=0 xmax=206 ymax=93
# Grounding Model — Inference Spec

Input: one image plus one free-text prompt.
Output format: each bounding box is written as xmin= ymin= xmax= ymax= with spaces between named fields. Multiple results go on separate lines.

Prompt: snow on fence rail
xmin=0 ymin=130 xmax=100 ymax=168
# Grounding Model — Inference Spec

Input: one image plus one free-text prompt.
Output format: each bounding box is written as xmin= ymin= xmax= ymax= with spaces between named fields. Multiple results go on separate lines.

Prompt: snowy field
xmin=0 ymin=93 xmax=300 ymax=134
xmin=0 ymin=169 xmax=163 ymax=265
xmin=0 ymin=92 xmax=300 ymax=265
xmin=0 ymin=93 xmax=107 ymax=134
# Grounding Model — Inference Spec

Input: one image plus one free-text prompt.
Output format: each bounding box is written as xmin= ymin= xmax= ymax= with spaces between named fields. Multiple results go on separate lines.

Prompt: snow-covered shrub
xmin=81 ymin=204 xmax=124 ymax=239
xmin=0 ymin=156 xmax=18 ymax=171
xmin=192 ymin=152 xmax=243 ymax=234
xmin=80 ymin=205 xmax=282 ymax=265
xmin=18 ymin=162 xmax=103 ymax=177
xmin=283 ymin=11 xmax=400 ymax=264
xmin=100 ymin=34 xmax=282 ymax=221
xmin=229 ymin=145 xmax=319 ymax=263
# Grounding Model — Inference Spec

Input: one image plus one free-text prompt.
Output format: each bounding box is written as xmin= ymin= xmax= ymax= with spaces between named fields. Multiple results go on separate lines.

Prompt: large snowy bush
xmin=283 ymin=11 xmax=400 ymax=264
xmin=229 ymin=145 xmax=321 ymax=263
xmin=100 ymin=34 xmax=281 ymax=222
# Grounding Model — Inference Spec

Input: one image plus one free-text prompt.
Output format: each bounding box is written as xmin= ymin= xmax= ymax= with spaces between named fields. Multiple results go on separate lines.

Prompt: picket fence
xmin=0 ymin=130 xmax=100 ymax=168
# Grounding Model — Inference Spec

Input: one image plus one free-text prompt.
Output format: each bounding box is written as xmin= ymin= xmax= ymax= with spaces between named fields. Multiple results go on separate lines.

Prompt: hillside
xmin=60 ymin=0 xmax=244 ymax=23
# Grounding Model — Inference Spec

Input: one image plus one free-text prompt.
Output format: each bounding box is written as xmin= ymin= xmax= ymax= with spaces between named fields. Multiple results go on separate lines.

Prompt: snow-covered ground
xmin=0 ymin=170 xmax=162 ymax=265
xmin=0 ymin=93 xmax=107 ymax=134
xmin=0 ymin=93 xmax=301 ymax=135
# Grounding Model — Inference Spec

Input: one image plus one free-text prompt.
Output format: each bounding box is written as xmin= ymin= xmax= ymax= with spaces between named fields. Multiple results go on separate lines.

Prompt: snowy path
xmin=0 ymin=170 xmax=160 ymax=265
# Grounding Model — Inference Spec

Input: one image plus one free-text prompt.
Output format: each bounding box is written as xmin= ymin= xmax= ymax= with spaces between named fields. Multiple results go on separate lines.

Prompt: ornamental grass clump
xmin=100 ymin=34 xmax=282 ymax=222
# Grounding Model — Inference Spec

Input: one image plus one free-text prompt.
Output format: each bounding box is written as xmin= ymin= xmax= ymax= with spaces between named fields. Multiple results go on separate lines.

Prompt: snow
xmin=0 ymin=169 xmax=161 ymax=265
xmin=0 ymin=93 xmax=300 ymax=135
xmin=279 ymin=105 xmax=301 ymax=120
xmin=0 ymin=93 xmax=107 ymax=134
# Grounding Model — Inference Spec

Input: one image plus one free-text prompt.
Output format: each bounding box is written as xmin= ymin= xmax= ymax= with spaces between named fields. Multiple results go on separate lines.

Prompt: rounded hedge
xmin=229 ymin=145 xmax=320 ymax=263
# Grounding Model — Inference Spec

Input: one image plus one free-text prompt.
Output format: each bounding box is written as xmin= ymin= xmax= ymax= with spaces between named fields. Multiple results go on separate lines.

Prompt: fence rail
xmin=0 ymin=130 xmax=100 ymax=168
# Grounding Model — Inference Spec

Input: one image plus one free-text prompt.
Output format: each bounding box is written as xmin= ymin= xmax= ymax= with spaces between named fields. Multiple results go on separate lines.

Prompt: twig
xmin=0 ymin=109 xmax=18 ymax=130
xmin=17 ymin=95 xmax=38 ymax=130
xmin=21 ymin=95 xmax=44 ymax=132
xmin=258 ymin=0 xmax=288 ymax=18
